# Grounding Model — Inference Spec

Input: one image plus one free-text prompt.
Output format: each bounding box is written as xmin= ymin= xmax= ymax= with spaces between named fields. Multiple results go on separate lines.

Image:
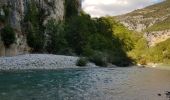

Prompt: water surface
xmin=0 ymin=67 xmax=170 ymax=100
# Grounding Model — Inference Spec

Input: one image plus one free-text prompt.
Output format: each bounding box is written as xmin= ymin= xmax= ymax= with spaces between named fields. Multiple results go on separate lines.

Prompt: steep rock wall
xmin=144 ymin=30 xmax=170 ymax=46
xmin=0 ymin=0 xmax=66 ymax=56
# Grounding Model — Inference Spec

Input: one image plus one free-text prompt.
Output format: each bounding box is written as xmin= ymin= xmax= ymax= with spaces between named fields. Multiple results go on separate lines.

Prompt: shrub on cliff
xmin=1 ymin=25 xmax=16 ymax=48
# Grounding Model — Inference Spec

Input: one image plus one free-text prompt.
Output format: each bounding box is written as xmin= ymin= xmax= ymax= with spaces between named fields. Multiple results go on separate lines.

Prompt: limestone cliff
xmin=115 ymin=0 xmax=170 ymax=46
xmin=0 ymin=0 xmax=81 ymax=56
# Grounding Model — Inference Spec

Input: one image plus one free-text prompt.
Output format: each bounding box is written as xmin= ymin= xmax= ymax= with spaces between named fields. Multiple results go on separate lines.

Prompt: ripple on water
xmin=0 ymin=67 xmax=170 ymax=100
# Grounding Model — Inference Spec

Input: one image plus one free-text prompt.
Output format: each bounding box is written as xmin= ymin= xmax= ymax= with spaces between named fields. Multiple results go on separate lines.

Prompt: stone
xmin=157 ymin=93 xmax=161 ymax=96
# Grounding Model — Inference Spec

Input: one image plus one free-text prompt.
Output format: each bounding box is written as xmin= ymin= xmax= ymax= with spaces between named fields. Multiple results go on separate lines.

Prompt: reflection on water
xmin=0 ymin=67 xmax=170 ymax=100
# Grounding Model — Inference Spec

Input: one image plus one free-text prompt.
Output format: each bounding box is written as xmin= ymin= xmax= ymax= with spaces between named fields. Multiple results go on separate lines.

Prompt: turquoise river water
xmin=0 ymin=67 xmax=170 ymax=100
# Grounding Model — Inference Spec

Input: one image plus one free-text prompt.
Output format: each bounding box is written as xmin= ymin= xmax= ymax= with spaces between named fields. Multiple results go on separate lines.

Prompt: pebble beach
xmin=0 ymin=54 xmax=97 ymax=71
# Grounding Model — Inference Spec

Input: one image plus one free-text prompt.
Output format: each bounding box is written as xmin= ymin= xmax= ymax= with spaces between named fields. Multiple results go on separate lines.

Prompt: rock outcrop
xmin=116 ymin=15 xmax=168 ymax=32
xmin=0 ymin=0 xmax=82 ymax=56
xmin=115 ymin=0 xmax=170 ymax=46
xmin=144 ymin=30 xmax=170 ymax=46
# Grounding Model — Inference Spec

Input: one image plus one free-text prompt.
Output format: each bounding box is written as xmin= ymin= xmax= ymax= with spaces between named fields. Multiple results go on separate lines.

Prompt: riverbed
xmin=0 ymin=67 xmax=170 ymax=100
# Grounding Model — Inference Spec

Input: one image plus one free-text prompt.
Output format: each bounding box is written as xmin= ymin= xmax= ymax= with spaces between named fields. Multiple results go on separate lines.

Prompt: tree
xmin=65 ymin=0 xmax=80 ymax=19
xmin=24 ymin=0 xmax=45 ymax=52
xmin=65 ymin=15 xmax=92 ymax=54
xmin=1 ymin=25 xmax=16 ymax=48
xmin=46 ymin=19 xmax=68 ymax=54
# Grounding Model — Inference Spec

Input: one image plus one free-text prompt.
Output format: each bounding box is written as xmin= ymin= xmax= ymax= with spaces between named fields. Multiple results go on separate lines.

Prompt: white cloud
xmin=82 ymin=0 xmax=163 ymax=17
xmin=83 ymin=0 xmax=128 ymax=5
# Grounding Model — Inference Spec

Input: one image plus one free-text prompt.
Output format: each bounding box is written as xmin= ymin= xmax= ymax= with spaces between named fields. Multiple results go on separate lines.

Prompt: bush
xmin=26 ymin=29 xmax=45 ymax=52
xmin=76 ymin=57 xmax=88 ymax=67
xmin=45 ymin=20 xmax=68 ymax=54
xmin=111 ymin=57 xmax=132 ymax=67
xmin=0 ymin=15 xmax=5 ymax=23
xmin=82 ymin=45 xmax=94 ymax=57
xmin=89 ymin=51 xmax=108 ymax=67
xmin=1 ymin=25 xmax=16 ymax=48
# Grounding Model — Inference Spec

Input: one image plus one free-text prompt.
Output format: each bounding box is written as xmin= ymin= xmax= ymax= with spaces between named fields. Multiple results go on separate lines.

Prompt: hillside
xmin=129 ymin=38 xmax=170 ymax=65
xmin=115 ymin=0 xmax=170 ymax=46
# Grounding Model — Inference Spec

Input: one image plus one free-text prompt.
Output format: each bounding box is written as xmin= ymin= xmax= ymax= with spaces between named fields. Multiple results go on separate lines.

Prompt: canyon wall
xmin=0 ymin=0 xmax=66 ymax=56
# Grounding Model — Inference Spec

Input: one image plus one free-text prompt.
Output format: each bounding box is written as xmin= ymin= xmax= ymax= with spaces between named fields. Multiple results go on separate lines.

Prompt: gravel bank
xmin=0 ymin=54 xmax=97 ymax=71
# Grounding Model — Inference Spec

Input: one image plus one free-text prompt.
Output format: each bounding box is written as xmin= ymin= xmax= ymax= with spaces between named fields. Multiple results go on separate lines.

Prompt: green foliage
xmin=113 ymin=24 xmax=137 ymax=51
xmin=0 ymin=5 xmax=10 ymax=23
xmin=46 ymin=19 xmax=68 ymax=54
xmin=65 ymin=14 xmax=93 ymax=54
xmin=64 ymin=14 xmax=135 ymax=66
xmin=65 ymin=0 xmax=79 ymax=19
xmin=95 ymin=17 xmax=137 ymax=52
xmin=24 ymin=0 xmax=39 ymax=25
xmin=88 ymin=34 xmax=113 ymax=51
xmin=128 ymin=37 xmax=148 ymax=62
xmin=0 ymin=14 xmax=5 ymax=23
xmin=94 ymin=17 xmax=135 ymax=66
xmin=21 ymin=1 xmax=137 ymax=66
xmin=89 ymin=51 xmax=108 ymax=67
xmin=145 ymin=16 xmax=170 ymax=32
xmin=95 ymin=17 xmax=113 ymax=38
xmin=1 ymin=25 xmax=16 ymax=48
xmin=76 ymin=57 xmax=88 ymax=66
xmin=2 ymin=5 xmax=10 ymax=17
xmin=27 ymin=28 xmax=45 ymax=52
xmin=25 ymin=0 xmax=45 ymax=52
xmin=0 ymin=0 xmax=169 ymax=67
xmin=129 ymin=37 xmax=170 ymax=65
xmin=139 ymin=59 xmax=147 ymax=65
xmin=148 ymin=39 xmax=170 ymax=64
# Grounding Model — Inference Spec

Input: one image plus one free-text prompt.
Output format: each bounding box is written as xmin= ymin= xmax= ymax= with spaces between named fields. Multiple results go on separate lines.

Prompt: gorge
xmin=0 ymin=1 xmax=170 ymax=100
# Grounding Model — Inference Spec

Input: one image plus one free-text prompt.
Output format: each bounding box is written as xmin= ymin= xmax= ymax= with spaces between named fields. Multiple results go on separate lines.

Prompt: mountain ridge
xmin=115 ymin=0 xmax=170 ymax=46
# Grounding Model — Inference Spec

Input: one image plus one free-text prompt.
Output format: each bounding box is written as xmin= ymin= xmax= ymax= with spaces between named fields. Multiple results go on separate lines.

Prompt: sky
xmin=82 ymin=0 xmax=164 ymax=17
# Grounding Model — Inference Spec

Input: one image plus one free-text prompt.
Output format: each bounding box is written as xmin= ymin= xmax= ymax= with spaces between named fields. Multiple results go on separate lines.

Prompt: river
xmin=0 ymin=67 xmax=170 ymax=100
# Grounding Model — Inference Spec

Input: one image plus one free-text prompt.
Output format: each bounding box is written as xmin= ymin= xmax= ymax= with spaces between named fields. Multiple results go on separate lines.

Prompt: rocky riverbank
xmin=0 ymin=54 xmax=97 ymax=71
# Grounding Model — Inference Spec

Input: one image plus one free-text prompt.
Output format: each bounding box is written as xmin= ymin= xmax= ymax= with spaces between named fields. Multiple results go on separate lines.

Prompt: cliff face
xmin=0 ymin=0 xmax=67 ymax=56
xmin=116 ymin=0 xmax=170 ymax=46
xmin=144 ymin=30 xmax=170 ymax=46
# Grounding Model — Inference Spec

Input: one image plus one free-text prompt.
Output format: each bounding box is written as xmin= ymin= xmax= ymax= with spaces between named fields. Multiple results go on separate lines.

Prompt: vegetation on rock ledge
xmin=1 ymin=25 xmax=16 ymax=48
